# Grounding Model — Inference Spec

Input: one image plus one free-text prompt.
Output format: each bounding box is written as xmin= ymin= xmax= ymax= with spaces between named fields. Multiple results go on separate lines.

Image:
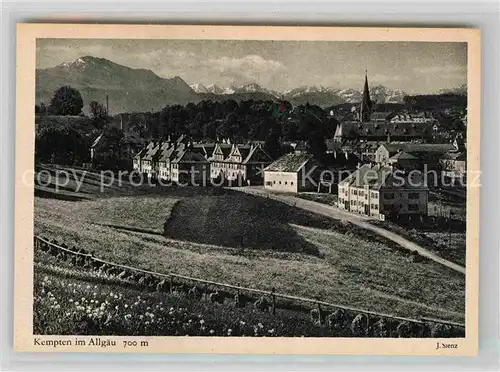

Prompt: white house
xmin=263 ymin=153 xmax=321 ymax=193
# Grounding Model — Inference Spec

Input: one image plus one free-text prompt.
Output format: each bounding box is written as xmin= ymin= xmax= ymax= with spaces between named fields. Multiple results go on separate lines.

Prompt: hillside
xmin=36 ymin=56 xmax=200 ymax=114
xmin=34 ymin=166 xmax=466 ymax=323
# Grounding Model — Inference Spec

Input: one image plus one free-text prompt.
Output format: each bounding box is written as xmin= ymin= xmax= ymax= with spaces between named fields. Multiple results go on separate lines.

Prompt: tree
xmin=49 ymin=86 xmax=84 ymax=116
xmin=89 ymin=101 xmax=108 ymax=121
xmin=35 ymin=125 xmax=89 ymax=165
xmin=307 ymin=129 xmax=327 ymax=164
xmin=88 ymin=100 xmax=110 ymax=130
xmin=265 ymin=127 xmax=282 ymax=159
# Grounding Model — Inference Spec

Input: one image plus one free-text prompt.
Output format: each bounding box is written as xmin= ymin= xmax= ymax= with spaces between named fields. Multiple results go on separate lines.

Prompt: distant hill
xmin=36 ymin=56 xmax=467 ymax=113
xmin=36 ymin=56 xmax=200 ymax=114
xmin=438 ymin=84 xmax=467 ymax=95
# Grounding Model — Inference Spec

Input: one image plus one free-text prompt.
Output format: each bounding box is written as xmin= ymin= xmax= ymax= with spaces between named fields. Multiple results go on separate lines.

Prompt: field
xmin=369 ymin=219 xmax=466 ymax=267
xmin=33 ymin=167 xmax=466 ymax=324
xmin=34 ymin=252 xmax=328 ymax=337
xmin=296 ymin=192 xmax=338 ymax=206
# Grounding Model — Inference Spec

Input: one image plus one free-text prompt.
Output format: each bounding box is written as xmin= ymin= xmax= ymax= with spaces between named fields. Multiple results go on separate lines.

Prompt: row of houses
xmin=262 ymin=137 xmax=466 ymax=220
xmin=133 ymin=137 xmax=210 ymax=184
xmin=261 ymin=154 xmax=430 ymax=220
xmin=133 ymin=136 xmax=273 ymax=185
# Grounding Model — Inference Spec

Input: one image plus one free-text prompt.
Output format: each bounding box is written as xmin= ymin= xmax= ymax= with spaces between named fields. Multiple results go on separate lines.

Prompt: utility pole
xmin=448 ymin=210 xmax=453 ymax=251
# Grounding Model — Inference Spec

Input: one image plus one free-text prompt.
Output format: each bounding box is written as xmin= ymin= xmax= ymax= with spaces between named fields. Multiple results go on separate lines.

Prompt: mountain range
xmin=36 ymin=56 xmax=465 ymax=114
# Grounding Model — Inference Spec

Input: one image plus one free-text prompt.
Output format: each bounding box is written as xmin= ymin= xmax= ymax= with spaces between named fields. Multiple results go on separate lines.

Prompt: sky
xmin=36 ymin=39 xmax=467 ymax=94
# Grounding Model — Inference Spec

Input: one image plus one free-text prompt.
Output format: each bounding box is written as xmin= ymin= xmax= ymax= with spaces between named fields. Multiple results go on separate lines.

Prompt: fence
xmin=34 ymin=235 xmax=465 ymax=334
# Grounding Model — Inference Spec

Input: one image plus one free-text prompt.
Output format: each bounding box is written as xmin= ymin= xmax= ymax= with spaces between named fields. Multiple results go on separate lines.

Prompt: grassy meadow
xmin=33 ymin=166 xmax=466 ymax=324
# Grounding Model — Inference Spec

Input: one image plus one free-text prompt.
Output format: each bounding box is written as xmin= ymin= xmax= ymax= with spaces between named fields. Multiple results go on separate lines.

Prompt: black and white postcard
xmin=14 ymin=24 xmax=480 ymax=355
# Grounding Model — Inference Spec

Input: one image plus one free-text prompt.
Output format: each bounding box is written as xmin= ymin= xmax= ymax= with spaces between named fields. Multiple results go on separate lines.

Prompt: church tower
xmin=360 ymin=70 xmax=372 ymax=122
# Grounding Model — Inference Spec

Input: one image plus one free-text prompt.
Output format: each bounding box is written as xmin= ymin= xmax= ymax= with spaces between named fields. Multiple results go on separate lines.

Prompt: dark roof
xmin=441 ymin=151 xmax=466 ymax=161
xmin=264 ymin=153 xmax=315 ymax=173
xmin=143 ymin=142 xmax=162 ymax=161
xmin=325 ymin=139 xmax=342 ymax=152
xmin=382 ymin=143 xmax=455 ymax=155
xmin=193 ymin=143 xmax=215 ymax=158
xmin=335 ymin=121 xmax=434 ymax=139
xmin=371 ymin=112 xmax=394 ymax=121
xmin=172 ymin=149 xmax=209 ymax=164
xmin=236 ymin=145 xmax=252 ymax=160
xmin=158 ymin=143 xmax=181 ymax=162
xmin=209 ymin=143 xmax=233 ymax=159
xmin=389 ymin=151 xmax=419 ymax=160
xmin=242 ymin=145 xmax=273 ymax=164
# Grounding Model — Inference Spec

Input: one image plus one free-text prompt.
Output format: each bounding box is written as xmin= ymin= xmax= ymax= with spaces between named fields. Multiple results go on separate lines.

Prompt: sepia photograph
xmin=14 ymin=24 xmax=480 ymax=355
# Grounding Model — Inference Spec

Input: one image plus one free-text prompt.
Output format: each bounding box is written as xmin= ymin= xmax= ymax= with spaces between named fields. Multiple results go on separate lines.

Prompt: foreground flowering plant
xmin=33 ymin=271 xmax=327 ymax=337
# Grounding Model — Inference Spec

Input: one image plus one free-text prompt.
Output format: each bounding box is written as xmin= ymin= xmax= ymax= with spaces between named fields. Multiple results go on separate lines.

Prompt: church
xmin=333 ymin=72 xmax=436 ymax=142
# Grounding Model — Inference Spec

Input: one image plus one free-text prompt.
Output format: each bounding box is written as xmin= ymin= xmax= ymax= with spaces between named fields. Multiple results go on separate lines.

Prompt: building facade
xmin=338 ymin=164 xmax=429 ymax=220
xmin=171 ymin=149 xmax=210 ymax=185
xmin=264 ymin=153 xmax=321 ymax=193
xmin=209 ymin=143 xmax=273 ymax=185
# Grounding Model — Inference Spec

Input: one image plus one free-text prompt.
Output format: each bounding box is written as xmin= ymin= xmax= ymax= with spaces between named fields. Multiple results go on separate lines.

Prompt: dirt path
xmin=234 ymin=187 xmax=466 ymax=275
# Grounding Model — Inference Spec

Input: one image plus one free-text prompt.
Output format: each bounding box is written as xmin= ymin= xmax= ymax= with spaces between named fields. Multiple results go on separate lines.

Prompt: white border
xmin=2 ymin=1 xmax=499 ymax=371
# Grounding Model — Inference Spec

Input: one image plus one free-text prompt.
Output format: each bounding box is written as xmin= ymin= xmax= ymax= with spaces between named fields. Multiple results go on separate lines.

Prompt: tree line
xmin=36 ymin=86 xmax=339 ymax=166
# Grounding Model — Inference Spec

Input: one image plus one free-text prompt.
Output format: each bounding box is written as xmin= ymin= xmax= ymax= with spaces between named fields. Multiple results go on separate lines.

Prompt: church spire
xmin=360 ymin=70 xmax=372 ymax=122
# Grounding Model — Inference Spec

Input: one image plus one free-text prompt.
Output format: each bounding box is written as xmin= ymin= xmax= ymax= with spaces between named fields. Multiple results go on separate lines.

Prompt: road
xmin=235 ymin=187 xmax=466 ymax=275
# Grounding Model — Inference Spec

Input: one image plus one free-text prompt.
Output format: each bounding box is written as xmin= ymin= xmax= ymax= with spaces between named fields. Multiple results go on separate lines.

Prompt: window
xmin=273 ymin=181 xmax=276 ymax=184
xmin=408 ymin=204 xmax=419 ymax=211
xmin=279 ymin=181 xmax=282 ymax=185
xmin=371 ymin=192 xmax=378 ymax=199
xmin=359 ymin=191 xmax=364 ymax=196
xmin=384 ymin=193 xmax=395 ymax=200
xmin=266 ymin=181 xmax=272 ymax=186
xmin=350 ymin=200 xmax=355 ymax=205
xmin=352 ymin=189 xmax=357 ymax=195
xmin=285 ymin=181 xmax=288 ymax=185
xmin=291 ymin=182 xmax=294 ymax=186
xmin=408 ymin=192 xmax=419 ymax=199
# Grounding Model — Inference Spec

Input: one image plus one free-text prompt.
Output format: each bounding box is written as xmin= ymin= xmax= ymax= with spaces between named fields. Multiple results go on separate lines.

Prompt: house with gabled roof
xmin=263 ymin=152 xmax=321 ymax=193
xmin=375 ymin=142 xmax=458 ymax=171
xmin=140 ymin=141 xmax=163 ymax=178
xmin=133 ymin=141 xmax=155 ymax=172
xmin=209 ymin=142 xmax=273 ymax=185
xmin=209 ymin=143 xmax=233 ymax=180
xmin=170 ymin=145 xmax=210 ymax=185
xmin=156 ymin=141 xmax=179 ymax=181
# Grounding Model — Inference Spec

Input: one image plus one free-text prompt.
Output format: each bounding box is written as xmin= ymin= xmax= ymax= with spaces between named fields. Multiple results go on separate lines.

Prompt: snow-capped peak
xmin=57 ymin=56 xmax=95 ymax=69
xmin=189 ymin=83 xmax=209 ymax=93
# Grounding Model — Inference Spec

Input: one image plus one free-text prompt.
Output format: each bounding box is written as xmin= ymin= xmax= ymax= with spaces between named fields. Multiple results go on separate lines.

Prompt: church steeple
xmin=360 ymin=70 xmax=372 ymax=122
